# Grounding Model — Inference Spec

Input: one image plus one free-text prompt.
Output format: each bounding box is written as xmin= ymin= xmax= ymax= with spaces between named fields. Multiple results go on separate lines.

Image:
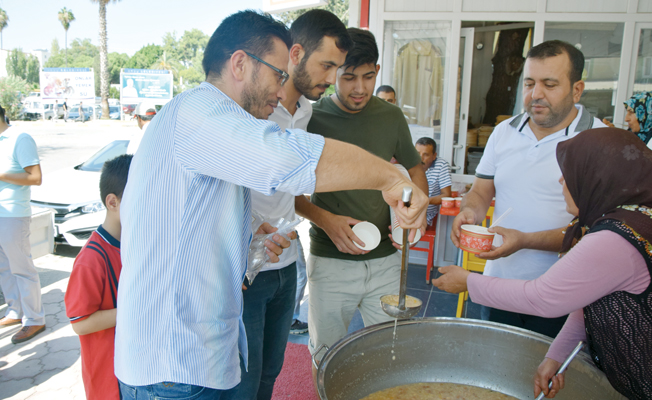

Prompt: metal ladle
xmin=381 ymin=187 xmax=423 ymax=319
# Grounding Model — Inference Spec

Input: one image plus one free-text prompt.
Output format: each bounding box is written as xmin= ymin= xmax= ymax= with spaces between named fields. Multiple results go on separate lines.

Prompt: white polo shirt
xmin=475 ymin=104 xmax=606 ymax=280
xmin=252 ymin=95 xmax=312 ymax=271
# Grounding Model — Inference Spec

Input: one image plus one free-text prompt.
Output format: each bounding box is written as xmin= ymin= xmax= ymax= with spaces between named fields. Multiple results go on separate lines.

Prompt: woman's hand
xmin=534 ymin=357 xmax=564 ymax=398
xmin=431 ymin=265 xmax=470 ymax=294
xmin=476 ymin=226 xmax=525 ymax=260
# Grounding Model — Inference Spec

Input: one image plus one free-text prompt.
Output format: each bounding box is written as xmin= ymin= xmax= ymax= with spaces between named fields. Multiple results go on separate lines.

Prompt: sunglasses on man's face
xmin=244 ymin=51 xmax=289 ymax=87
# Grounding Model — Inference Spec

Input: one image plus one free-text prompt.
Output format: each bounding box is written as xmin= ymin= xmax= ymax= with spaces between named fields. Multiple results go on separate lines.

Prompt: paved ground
xmin=0 ymin=246 xmax=84 ymax=400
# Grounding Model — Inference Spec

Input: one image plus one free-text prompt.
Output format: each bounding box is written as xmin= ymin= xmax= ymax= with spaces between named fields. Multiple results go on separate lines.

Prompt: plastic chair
xmin=412 ymin=216 xmax=437 ymax=283
xmin=456 ymin=207 xmax=494 ymax=318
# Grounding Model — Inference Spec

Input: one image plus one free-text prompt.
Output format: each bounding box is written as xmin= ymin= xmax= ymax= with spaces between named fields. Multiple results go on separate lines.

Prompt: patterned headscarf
xmin=624 ymin=92 xmax=652 ymax=144
xmin=557 ymin=127 xmax=652 ymax=253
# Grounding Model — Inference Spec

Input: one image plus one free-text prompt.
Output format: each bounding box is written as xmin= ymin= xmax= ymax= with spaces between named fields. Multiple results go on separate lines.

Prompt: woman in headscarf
xmin=433 ymin=128 xmax=652 ymax=399
xmin=624 ymin=91 xmax=652 ymax=144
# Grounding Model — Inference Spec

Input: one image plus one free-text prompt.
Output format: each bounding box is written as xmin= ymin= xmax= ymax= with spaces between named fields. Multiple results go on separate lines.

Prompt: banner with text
xmin=40 ymin=68 xmax=95 ymax=101
xmin=120 ymin=69 xmax=173 ymax=104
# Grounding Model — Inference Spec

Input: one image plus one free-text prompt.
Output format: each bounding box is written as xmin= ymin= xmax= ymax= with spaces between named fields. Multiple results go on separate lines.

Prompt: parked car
xmin=95 ymin=105 xmax=121 ymax=120
xmin=31 ymin=140 xmax=130 ymax=246
xmin=122 ymin=104 xmax=136 ymax=116
xmin=68 ymin=106 xmax=94 ymax=122
xmin=45 ymin=103 xmax=65 ymax=120
xmin=19 ymin=99 xmax=44 ymax=120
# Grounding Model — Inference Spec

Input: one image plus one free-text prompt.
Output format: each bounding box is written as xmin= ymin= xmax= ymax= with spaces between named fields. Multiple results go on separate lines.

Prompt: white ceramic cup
xmin=352 ymin=221 xmax=381 ymax=251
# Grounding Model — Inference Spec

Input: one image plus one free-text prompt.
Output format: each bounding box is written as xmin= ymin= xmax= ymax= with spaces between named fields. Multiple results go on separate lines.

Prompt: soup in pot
xmin=361 ymin=382 xmax=518 ymax=400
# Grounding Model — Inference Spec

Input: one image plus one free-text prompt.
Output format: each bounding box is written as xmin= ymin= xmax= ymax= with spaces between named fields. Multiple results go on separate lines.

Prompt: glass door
xmin=450 ymin=27 xmax=475 ymax=176
xmin=626 ymin=23 xmax=652 ymax=129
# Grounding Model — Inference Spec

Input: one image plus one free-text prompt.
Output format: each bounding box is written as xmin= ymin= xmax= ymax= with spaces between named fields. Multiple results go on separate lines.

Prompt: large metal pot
xmin=314 ymin=318 xmax=625 ymax=400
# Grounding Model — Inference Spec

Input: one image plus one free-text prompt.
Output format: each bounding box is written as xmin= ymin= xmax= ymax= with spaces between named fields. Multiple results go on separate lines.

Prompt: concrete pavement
xmin=0 ymin=247 xmax=85 ymax=400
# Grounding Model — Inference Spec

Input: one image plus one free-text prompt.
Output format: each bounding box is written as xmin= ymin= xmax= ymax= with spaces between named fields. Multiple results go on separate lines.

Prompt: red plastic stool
xmin=411 ymin=217 xmax=437 ymax=283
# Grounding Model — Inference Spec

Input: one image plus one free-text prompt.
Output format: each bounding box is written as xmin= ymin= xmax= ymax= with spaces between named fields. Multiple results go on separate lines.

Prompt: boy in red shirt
xmin=65 ymin=154 xmax=132 ymax=400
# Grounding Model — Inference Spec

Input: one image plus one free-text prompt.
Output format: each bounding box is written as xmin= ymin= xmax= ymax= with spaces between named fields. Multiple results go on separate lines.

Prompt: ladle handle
xmin=402 ymin=187 xmax=412 ymax=208
xmin=534 ymin=341 xmax=584 ymax=400
xmin=398 ymin=187 xmax=413 ymax=311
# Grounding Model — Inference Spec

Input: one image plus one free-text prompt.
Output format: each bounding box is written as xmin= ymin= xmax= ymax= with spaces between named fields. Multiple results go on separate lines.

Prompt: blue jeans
xmin=119 ymin=381 xmax=224 ymax=399
xmin=293 ymin=238 xmax=307 ymax=320
xmin=223 ymin=263 xmax=297 ymax=400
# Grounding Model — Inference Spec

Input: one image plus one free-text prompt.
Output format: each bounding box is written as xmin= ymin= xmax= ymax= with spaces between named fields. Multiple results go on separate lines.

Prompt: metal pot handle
xmin=311 ymin=344 xmax=329 ymax=369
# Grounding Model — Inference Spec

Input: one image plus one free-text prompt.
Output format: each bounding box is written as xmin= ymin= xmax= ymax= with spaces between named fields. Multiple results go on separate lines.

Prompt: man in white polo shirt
xmin=445 ymin=40 xmax=606 ymax=337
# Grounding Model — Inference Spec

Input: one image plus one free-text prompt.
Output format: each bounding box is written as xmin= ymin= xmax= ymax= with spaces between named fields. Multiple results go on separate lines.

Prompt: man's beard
xmin=527 ymin=91 xmax=575 ymax=128
xmin=293 ymin=58 xmax=328 ymax=101
xmin=242 ymin=69 xmax=269 ymax=119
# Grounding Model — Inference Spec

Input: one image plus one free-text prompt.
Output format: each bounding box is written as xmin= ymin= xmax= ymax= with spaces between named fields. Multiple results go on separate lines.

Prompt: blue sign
xmin=120 ymin=69 xmax=173 ymax=102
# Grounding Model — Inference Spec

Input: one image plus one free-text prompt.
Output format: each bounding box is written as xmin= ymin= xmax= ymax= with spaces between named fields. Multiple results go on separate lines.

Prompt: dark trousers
xmin=223 ymin=263 xmax=297 ymax=400
xmin=489 ymin=307 xmax=568 ymax=338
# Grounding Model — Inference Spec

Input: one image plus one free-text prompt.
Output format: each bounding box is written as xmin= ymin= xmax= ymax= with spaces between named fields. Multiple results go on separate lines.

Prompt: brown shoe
xmin=0 ymin=317 xmax=21 ymax=327
xmin=11 ymin=325 xmax=46 ymax=344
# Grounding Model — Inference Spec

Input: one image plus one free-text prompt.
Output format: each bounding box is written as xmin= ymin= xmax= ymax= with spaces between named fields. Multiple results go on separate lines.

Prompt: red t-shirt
xmin=65 ymin=226 xmax=121 ymax=400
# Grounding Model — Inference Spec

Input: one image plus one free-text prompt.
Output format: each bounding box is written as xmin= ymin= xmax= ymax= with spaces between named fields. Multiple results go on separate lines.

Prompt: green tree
xmin=26 ymin=56 xmax=40 ymax=86
xmin=5 ymin=49 xmax=39 ymax=85
xmin=277 ymin=0 xmax=348 ymax=26
xmin=125 ymin=44 xmax=163 ymax=69
xmin=161 ymin=32 xmax=182 ymax=63
xmin=0 ymin=8 xmax=8 ymax=49
xmin=108 ymin=52 xmax=129 ymax=84
xmin=58 ymin=7 xmax=76 ymax=68
xmin=109 ymin=86 xmax=119 ymax=99
xmin=90 ymin=0 xmax=120 ymax=119
xmin=51 ymin=38 xmax=60 ymax=58
xmin=178 ymin=29 xmax=209 ymax=67
xmin=0 ymin=75 xmax=30 ymax=120
xmin=151 ymin=50 xmax=181 ymax=78
xmin=6 ymin=49 xmax=27 ymax=79
xmin=44 ymin=38 xmax=98 ymax=69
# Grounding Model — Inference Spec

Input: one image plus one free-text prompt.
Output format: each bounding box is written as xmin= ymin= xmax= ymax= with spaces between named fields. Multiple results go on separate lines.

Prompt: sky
xmin=0 ymin=0 xmax=266 ymax=56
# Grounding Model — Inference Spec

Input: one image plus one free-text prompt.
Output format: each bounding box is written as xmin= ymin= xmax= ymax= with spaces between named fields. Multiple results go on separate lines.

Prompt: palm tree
xmin=0 ymin=8 xmax=9 ymax=50
xmin=91 ymin=0 xmax=119 ymax=120
xmin=58 ymin=8 xmax=75 ymax=68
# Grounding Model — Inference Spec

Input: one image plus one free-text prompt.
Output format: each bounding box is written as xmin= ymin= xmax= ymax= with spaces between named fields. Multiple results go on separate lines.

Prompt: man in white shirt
xmin=0 ymin=105 xmax=45 ymax=344
xmin=126 ymin=101 xmax=157 ymax=154
xmin=222 ymin=10 xmax=352 ymax=400
xmin=440 ymin=40 xmax=606 ymax=337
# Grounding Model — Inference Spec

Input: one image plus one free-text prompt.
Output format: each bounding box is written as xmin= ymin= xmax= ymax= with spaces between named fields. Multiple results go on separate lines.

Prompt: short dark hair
xmin=527 ymin=40 xmax=585 ymax=84
xmin=416 ymin=137 xmax=437 ymax=153
xmin=290 ymin=9 xmax=353 ymax=60
xmin=99 ymin=154 xmax=133 ymax=206
xmin=202 ymin=10 xmax=292 ymax=78
xmin=376 ymin=85 xmax=395 ymax=95
xmin=342 ymin=28 xmax=379 ymax=71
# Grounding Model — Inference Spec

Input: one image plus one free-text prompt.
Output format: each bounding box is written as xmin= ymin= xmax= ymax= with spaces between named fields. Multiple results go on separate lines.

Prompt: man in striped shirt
xmin=115 ymin=11 xmax=428 ymax=400
xmin=415 ymin=137 xmax=452 ymax=226
xmin=223 ymin=10 xmax=353 ymax=400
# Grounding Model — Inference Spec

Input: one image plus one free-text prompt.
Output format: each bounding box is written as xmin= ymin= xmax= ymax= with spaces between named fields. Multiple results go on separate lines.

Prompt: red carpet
xmin=272 ymin=342 xmax=320 ymax=400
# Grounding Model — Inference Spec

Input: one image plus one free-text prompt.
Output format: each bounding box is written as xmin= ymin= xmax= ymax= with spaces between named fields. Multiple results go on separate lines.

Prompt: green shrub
xmin=0 ymin=75 xmax=30 ymax=120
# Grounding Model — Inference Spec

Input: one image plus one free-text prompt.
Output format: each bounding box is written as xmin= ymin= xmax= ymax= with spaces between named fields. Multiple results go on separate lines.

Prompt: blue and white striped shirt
xmin=115 ymin=82 xmax=325 ymax=390
xmin=425 ymin=157 xmax=452 ymax=225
